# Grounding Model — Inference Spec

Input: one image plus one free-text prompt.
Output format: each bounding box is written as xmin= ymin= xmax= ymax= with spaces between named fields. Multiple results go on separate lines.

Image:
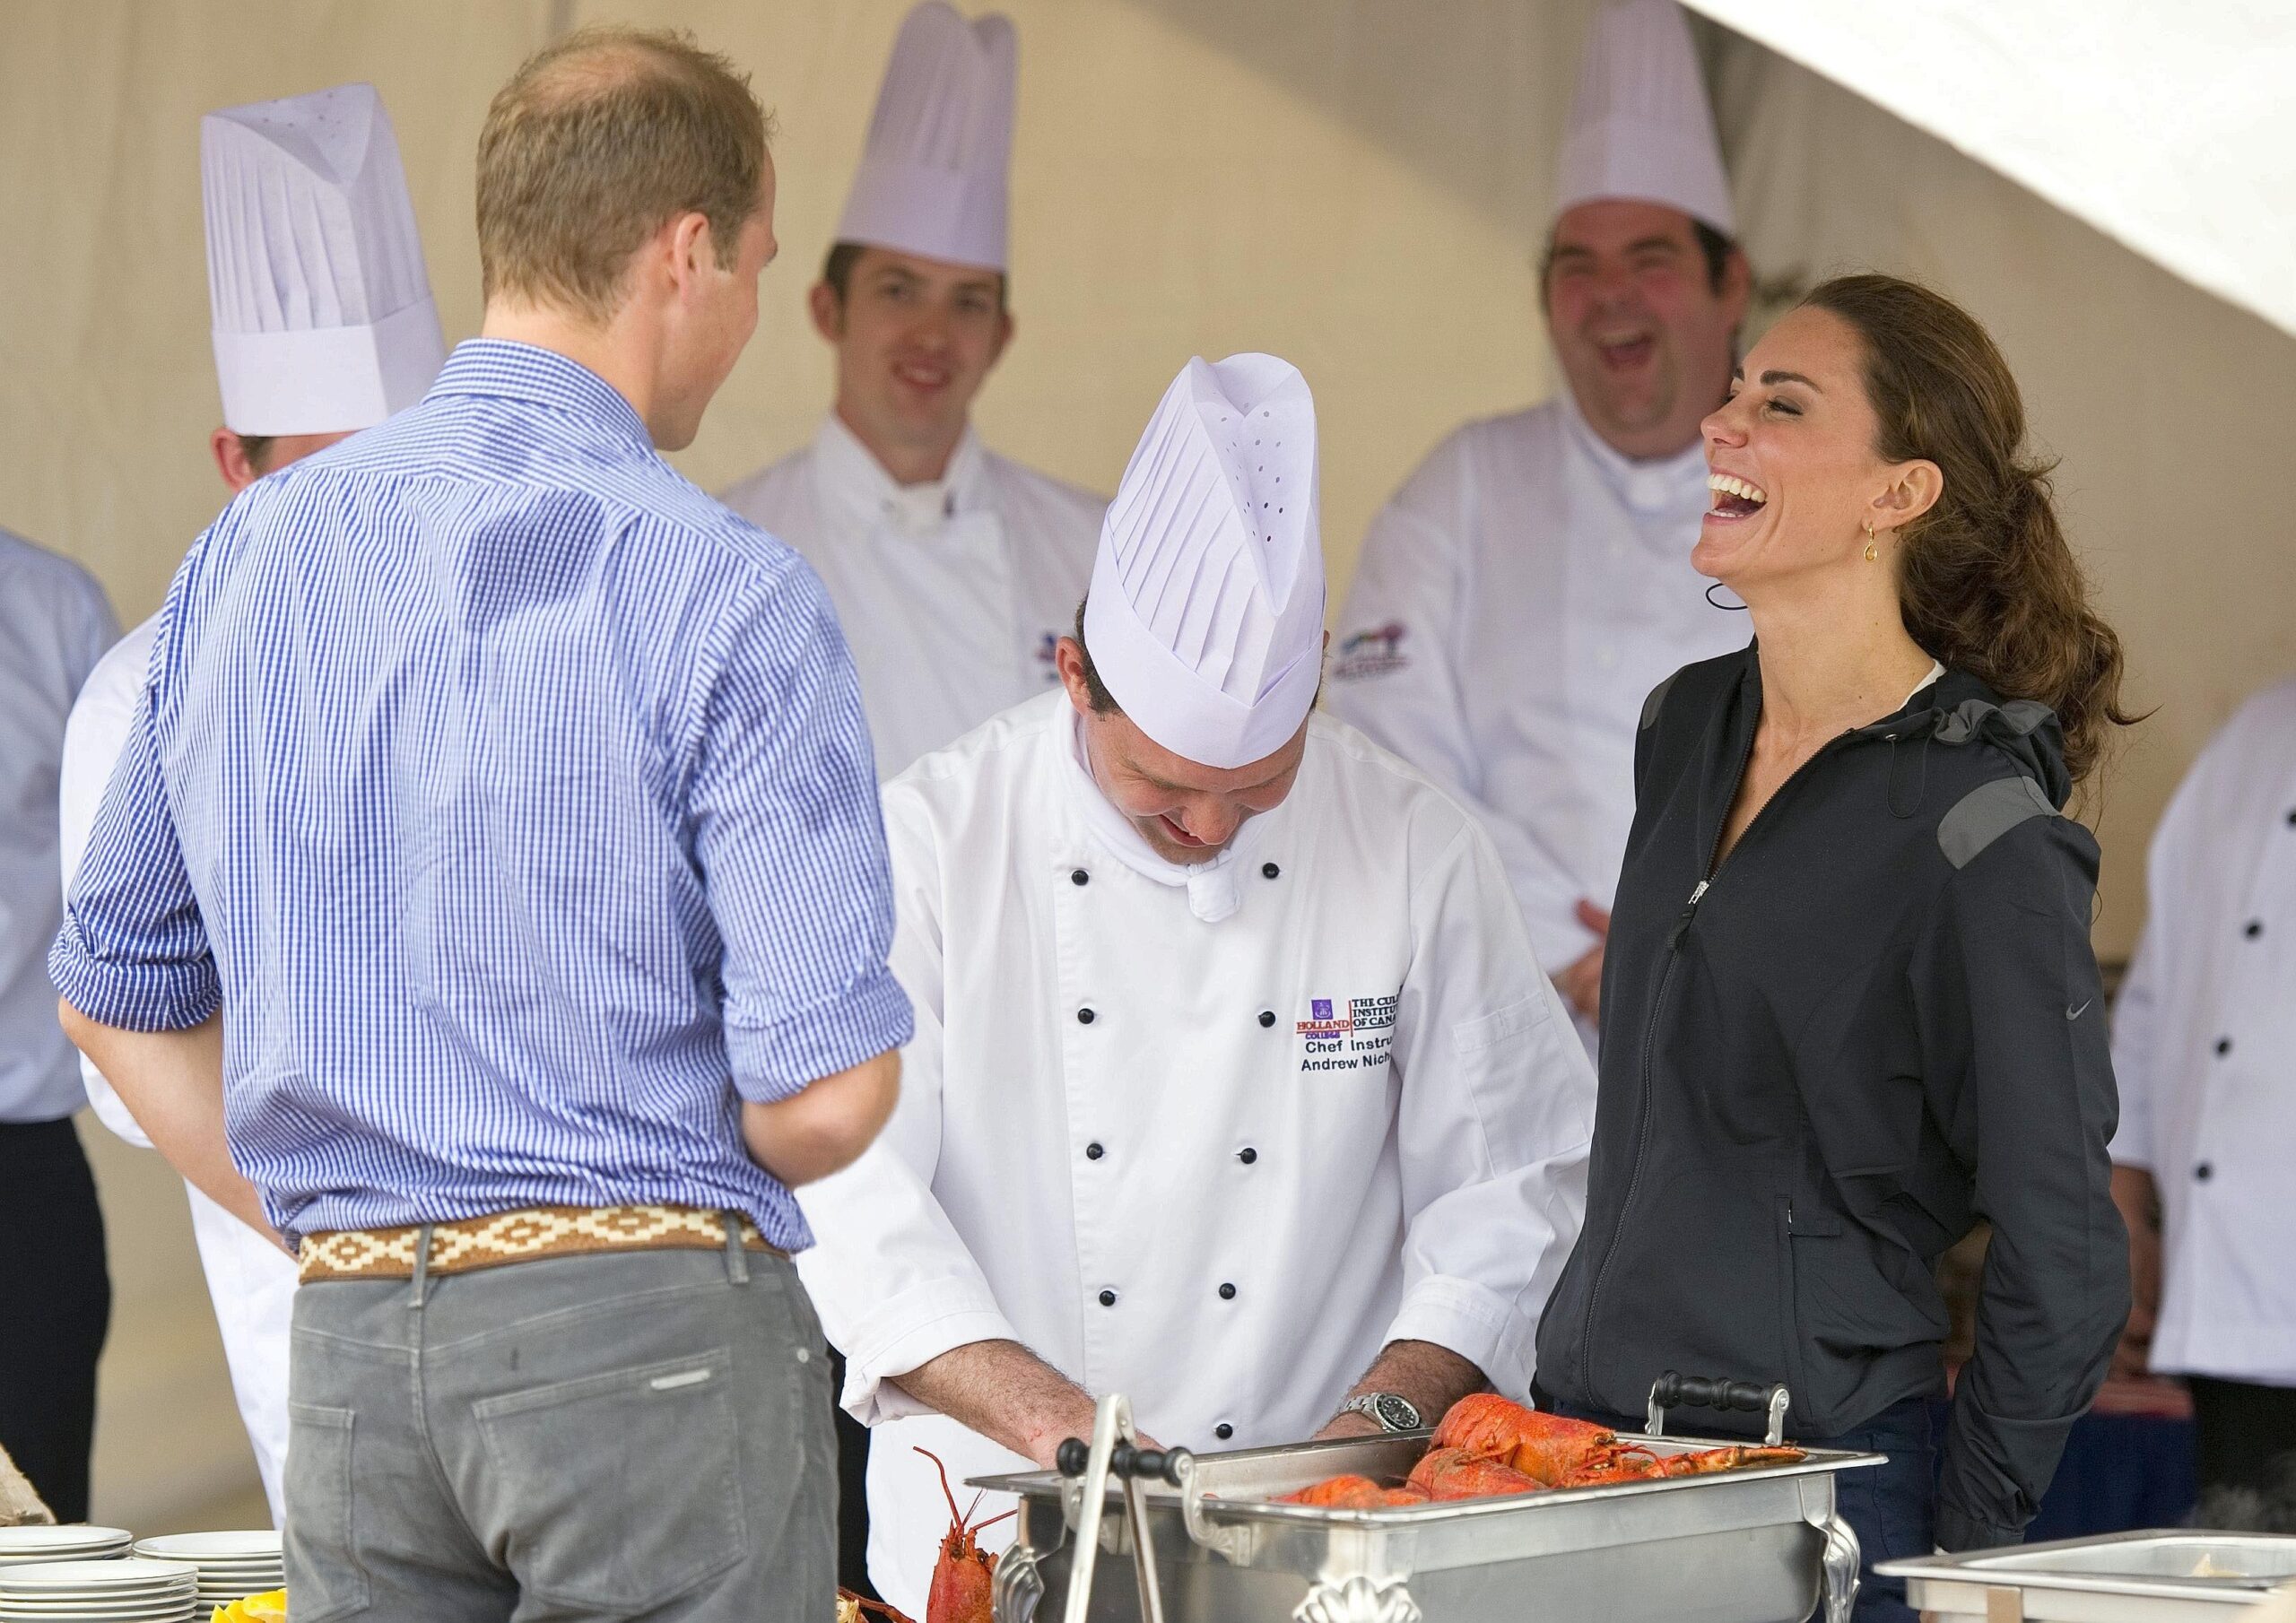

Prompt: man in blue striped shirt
xmin=52 ymin=28 xmax=907 ymax=1620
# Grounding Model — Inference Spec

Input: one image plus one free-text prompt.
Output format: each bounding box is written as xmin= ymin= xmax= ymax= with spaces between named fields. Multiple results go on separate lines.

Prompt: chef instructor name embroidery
xmin=1297 ymin=994 xmax=1399 ymax=1072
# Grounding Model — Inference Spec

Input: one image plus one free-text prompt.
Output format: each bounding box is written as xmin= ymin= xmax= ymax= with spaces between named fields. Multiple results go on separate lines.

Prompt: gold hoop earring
xmin=1863 ymin=521 xmax=1879 ymax=563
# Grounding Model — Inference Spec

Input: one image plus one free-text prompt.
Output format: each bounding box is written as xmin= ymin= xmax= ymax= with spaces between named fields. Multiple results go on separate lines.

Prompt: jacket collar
xmin=1555 ymin=386 xmax=1710 ymax=521
xmin=811 ymin=412 xmax=989 ymax=536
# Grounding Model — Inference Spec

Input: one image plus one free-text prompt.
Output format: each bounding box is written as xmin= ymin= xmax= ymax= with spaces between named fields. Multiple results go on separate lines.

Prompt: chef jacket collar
xmin=1556 ymin=386 xmax=1709 ymax=524
xmin=1061 ymin=702 xmax=1259 ymax=924
xmin=813 ymin=412 xmax=989 ymax=537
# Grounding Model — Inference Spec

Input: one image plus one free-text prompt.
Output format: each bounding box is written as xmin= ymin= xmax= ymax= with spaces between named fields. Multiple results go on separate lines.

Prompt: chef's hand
xmin=2109 ymin=1165 xmax=2161 ymax=1380
xmin=1554 ymin=901 xmax=1611 ymax=1024
xmin=1310 ymin=1411 xmax=1384 ymax=1443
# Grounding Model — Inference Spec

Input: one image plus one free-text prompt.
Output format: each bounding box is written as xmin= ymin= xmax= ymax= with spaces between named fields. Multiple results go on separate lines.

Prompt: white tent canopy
xmin=1683 ymin=0 xmax=2296 ymax=339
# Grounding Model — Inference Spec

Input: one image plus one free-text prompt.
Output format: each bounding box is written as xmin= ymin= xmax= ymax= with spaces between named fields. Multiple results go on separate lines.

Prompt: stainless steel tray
xmin=1880 ymin=1533 xmax=2296 ymax=1623
xmin=978 ymin=1428 xmax=1883 ymax=1623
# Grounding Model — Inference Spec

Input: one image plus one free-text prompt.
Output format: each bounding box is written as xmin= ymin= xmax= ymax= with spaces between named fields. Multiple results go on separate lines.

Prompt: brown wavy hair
xmin=1801 ymin=273 xmax=2135 ymax=783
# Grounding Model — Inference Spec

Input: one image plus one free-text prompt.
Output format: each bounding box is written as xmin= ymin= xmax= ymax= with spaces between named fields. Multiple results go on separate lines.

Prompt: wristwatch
xmin=1339 ymin=1392 xmax=1424 ymax=1433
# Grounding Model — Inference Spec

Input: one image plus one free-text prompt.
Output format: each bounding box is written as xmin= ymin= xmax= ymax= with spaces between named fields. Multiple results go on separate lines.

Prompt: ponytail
xmin=1802 ymin=274 xmax=2136 ymax=784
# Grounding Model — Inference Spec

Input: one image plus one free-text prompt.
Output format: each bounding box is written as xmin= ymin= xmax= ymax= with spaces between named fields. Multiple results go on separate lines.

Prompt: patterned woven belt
xmin=297 ymin=1203 xmax=780 ymax=1285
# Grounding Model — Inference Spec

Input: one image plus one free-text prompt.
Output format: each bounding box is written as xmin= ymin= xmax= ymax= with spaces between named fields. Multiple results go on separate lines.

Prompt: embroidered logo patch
xmin=1298 ymin=994 xmax=1399 ymax=1072
xmin=1333 ymin=622 xmax=1408 ymax=681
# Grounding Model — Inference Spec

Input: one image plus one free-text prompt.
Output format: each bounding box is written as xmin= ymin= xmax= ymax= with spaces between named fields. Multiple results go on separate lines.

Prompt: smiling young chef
xmin=723 ymin=2 xmax=1102 ymax=782
xmin=795 ymin=352 xmax=1596 ymax=1615
xmin=1329 ymin=0 xmax=1753 ymax=1048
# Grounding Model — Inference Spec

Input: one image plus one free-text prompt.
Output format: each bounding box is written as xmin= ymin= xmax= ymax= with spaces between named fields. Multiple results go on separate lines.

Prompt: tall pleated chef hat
xmin=202 ymin=82 xmax=445 ymax=436
xmin=835 ymin=2 xmax=1018 ymax=272
xmin=1553 ymin=0 xmax=1735 ymax=236
xmin=1083 ymin=354 xmax=1325 ymax=770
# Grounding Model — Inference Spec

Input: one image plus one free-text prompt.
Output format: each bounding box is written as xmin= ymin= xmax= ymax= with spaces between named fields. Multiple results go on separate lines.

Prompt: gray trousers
xmin=285 ymin=1240 xmax=834 ymax=1623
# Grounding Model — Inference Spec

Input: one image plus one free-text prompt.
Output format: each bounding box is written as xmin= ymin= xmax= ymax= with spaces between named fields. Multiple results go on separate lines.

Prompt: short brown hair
xmin=1802 ymin=273 xmax=2137 ymax=784
xmin=478 ymin=26 xmax=772 ymax=321
xmin=820 ymin=241 xmax=1008 ymax=312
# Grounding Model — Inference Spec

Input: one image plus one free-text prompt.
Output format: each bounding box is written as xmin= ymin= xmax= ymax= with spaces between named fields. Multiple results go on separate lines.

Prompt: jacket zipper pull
xmin=1666 ymin=879 xmax=1709 ymax=952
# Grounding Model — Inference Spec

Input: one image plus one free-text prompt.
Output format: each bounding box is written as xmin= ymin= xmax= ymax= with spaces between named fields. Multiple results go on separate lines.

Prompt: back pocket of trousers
xmin=283 ymin=1403 xmax=370 ymax=1623
xmin=474 ymin=1348 xmax=743 ymax=1611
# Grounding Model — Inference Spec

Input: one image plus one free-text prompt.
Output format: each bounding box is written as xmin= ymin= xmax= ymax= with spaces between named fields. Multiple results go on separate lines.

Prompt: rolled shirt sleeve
xmin=49 ymin=586 xmax=219 ymax=1033
xmin=1383 ymin=818 xmax=1596 ymax=1397
xmin=795 ymin=780 xmax=1014 ymax=1424
xmin=689 ymin=562 xmax=912 ymax=1100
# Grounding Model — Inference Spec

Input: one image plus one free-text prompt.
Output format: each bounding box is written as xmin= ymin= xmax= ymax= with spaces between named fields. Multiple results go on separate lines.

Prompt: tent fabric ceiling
xmin=1681 ymin=0 xmax=2296 ymax=339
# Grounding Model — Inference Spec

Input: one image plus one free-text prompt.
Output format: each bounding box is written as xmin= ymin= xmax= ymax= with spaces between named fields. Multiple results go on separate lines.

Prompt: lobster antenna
xmin=915 ymin=1446 xmax=963 ymax=1524
xmin=973 ymin=1508 xmax=1018 ymax=1534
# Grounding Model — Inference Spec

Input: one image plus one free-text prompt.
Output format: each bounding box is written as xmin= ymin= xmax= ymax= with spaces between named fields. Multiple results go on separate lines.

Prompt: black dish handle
xmin=1055 ymin=1436 xmax=1189 ymax=1486
xmin=1645 ymin=1372 xmax=1791 ymax=1445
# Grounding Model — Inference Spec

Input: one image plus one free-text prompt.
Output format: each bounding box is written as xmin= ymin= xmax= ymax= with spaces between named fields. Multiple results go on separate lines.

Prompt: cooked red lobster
xmin=1277 ymin=1394 xmax=1804 ymax=1507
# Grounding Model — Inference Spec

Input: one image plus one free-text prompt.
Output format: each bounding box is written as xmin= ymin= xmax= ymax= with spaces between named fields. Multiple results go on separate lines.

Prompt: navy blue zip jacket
xmin=1532 ymin=646 xmax=2127 ymax=1551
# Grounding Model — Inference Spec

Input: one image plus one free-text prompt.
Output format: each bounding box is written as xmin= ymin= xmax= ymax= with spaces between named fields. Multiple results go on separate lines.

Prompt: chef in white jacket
xmin=797 ymin=352 xmax=1596 ymax=1614
xmin=1328 ymin=0 xmax=1752 ymax=1042
xmin=2109 ymin=678 xmax=2296 ymax=1497
xmin=722 ymin=2 xmax=1101 ymax=780
xmin=58 ymin=82 xmax=445 ymax=1522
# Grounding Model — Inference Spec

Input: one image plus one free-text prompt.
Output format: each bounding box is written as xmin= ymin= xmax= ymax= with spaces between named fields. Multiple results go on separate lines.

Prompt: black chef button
xmin=2246 ymin=920 xmax=2264 ymax=938
xmin=2195 ymin=1163 xmax=2214 ymax=1182
xmin=1257 ymin=1010 xmax=1276 ymax=1028
xmin=1078 ymin=1007 xmax=1096 ymax=1025
xmin=1218 ymin=1282 xmax=1237 ymax=1300
xmin=1262 ymin=862 xmax=1281 ymax=880
xmin=1085 ymin=1141 xmax=1104 ymax=1160
xmin=1072 ymin=868 xmax=1090 ymax=886
xmin=1214 ymin=1423 xmax=1234 ymax=1440
xmin=2215 ymin=1037 xmax=2231 ymax=1055
xmin=1098 ymin=1289 xmax=1118 ymax=1306
xmin=1238 ymin=1147 xmax=1257 ymax=1165
xmin=2287 ymin=808 xmax=2296 ymax=826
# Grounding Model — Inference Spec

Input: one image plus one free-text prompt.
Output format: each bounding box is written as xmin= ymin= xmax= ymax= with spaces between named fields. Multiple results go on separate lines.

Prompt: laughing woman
xmin=1530 ymin=274 xmax=2136 ymax=1621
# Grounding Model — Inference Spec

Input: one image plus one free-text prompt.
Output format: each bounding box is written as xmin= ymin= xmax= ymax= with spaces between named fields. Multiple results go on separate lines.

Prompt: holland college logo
xmin=1297 ymin=994 xmax=1399 ymax=1072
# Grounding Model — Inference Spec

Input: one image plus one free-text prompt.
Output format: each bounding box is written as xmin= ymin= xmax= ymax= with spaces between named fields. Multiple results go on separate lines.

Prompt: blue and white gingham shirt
xmin=49 ymin=341 xmax=912 ymax=1247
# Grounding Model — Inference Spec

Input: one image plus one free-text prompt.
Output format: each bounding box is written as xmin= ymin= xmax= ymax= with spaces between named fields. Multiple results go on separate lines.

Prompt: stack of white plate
xmin=132 ymin=1533 xmax=282 ymax=1610
xmin=0 ymin=1526 xmax=133 ymax=1567
xmin=0 ymin=1557 xmax=198 ymax=1621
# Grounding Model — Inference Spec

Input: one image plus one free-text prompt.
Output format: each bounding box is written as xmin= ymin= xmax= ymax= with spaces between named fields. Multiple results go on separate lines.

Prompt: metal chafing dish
xmin=1880 ymin=1532 xmax=2296 ymax=1623
xmin=978 ymin=1383 xmax=1883 ymax=1623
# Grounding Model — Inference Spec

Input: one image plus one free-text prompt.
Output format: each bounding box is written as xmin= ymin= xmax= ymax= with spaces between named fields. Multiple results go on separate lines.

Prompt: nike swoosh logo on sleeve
xmin=2066 ymin=1000 xmax=2092 ymax=1020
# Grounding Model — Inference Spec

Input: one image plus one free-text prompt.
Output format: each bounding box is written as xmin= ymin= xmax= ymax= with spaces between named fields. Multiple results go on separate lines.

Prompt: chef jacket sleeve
xmin=794 ymin=780 xmax=1023 ymax=1427
xmin=1922 ymin=810 xmax=2127 ymax=1551
xmin=691 ymin=563 xmax=913 ymax=1101
xmin=1328 ymin=468 xmax=1597 ymax=976
xmin=1381 ymin=814 xmax=1595 ymax=1397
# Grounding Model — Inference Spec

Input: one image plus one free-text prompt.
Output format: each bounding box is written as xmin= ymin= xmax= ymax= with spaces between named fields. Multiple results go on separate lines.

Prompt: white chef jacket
xmin=720 ymin=416 xmax=1102 ymax=780
xmin=1 ymin=529 xmax=115 ymax=1123
xmin=1327 ymin=394 xmax=1749 ymax=989
xmin=59 ymin=613 xmax=296 ymax=1520
xmin=2109 ymin=678 xmax=2296 ymax=1386
xmin=796 ymin=690 xmax=1595 ymax=1614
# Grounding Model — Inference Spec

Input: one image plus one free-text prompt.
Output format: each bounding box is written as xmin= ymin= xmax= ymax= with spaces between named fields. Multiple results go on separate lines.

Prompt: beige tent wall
xmin=2 ymin=0 xmax=2289 ymax=1526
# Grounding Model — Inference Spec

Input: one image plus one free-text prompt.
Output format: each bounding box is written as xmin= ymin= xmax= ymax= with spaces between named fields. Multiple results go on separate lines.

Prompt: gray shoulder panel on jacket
xmin=1938 ymin=774 xmax=2059 ymax=869
xmin=1640 ymin=672 xmax=1679 ymax=731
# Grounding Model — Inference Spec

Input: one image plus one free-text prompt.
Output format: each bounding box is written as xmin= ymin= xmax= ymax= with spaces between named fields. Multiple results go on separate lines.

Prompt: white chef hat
xmin=1082 ymin=354 xmax=1325 ymax=770
xmin=835 ymin=2 xmax=1018 ymax=273
xmin=202 ymin=82 xmax=445 ymax=436
xmin=1554 ymin=0 xmax=1736 ymax=237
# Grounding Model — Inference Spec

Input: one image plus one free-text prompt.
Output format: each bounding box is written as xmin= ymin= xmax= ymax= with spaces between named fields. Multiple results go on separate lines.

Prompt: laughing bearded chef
xmin=796 ymin=352 xmax=1596 ymax=1614
xmin=57 ymin=82 xmax=446 ymax=1522
xmin=722 ymin=2 xmax=1101 ymax=781
xmin=1328 ymin=0 xmax=1752 ymax=1047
